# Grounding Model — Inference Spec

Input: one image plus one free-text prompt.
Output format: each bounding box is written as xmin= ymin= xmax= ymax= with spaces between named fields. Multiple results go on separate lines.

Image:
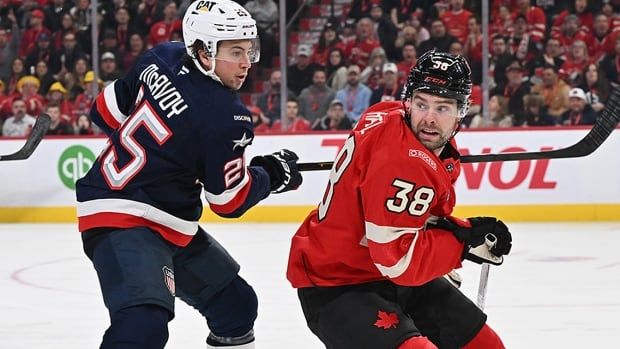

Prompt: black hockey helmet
xmin=402 ymin=49 xmax=472 ymax=118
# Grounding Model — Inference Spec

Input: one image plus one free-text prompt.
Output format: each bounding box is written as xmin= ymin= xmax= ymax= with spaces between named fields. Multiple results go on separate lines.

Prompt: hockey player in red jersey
xmin=287 ymin=50 xmax=512 ymax=348
xmin=76 ymin=1 xmax=302 ymax=348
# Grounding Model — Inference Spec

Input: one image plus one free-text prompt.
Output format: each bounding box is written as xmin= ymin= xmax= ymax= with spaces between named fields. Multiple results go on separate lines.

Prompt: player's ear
xmin=198 ymin=49 xmax=213 ymax=69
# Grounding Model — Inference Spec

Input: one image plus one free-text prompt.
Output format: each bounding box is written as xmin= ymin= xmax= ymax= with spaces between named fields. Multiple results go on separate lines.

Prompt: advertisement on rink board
xmin=0 ymin=128 xmax=618 ymax=222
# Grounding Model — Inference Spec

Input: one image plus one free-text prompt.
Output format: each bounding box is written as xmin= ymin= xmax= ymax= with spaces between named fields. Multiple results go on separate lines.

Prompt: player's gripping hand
xmin=431 ymin=217 xmax=512 ymax=265
xmin=250 ymin=149 xmax=303 ymax=194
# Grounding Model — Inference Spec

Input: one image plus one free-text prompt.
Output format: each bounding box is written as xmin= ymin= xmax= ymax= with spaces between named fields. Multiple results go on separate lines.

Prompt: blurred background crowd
xmin=0 ymin=0 xmax=618 ymax=137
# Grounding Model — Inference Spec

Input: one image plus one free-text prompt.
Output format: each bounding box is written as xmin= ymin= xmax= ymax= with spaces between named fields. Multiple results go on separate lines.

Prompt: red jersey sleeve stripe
xmin=206 ymin=169 xmax=253 ymax=214
xmin=79 ymin=212 xmax=194 ymax=247
xmin=95 ymin=82 xmax=127 ymax=129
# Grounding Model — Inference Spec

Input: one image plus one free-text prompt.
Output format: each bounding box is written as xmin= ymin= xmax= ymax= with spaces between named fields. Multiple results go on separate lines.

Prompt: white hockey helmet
xmin=182 ymin=0 xmax=260 ymax=63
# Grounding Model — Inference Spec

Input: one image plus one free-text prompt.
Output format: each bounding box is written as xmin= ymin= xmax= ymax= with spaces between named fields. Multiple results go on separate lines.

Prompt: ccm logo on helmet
xmin=424 ymin=76 xmax=447 ymax=86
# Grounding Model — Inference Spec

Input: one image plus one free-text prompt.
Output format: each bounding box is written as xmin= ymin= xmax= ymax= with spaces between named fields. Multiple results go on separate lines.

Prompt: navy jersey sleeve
xmin=199 ymin=104 xmax=272 ymax=218
xmin=89 ymin=55 xmax=144 ymax=135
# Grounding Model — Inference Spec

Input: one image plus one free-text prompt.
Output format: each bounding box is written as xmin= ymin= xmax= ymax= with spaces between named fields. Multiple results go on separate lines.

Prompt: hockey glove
xmin=250 ymin=149 xmax=303 ymax=194
xmin=431 ymin=217 xmax=512 ymax=265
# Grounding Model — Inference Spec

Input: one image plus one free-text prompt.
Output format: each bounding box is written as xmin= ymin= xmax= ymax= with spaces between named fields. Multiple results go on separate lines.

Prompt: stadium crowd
xmin=0 ymin=0 xmax=617 ymax=137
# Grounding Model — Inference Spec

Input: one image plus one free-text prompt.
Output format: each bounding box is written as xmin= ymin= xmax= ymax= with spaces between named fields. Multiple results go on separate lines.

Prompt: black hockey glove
xmin=431 ymin=217 xmax=512 ymax=265
xmin=250 ymin=149 xmax=303 ymax=194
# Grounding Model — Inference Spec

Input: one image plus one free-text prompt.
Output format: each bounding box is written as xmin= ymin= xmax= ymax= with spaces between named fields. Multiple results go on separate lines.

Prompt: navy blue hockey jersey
xmin=76 ymin=42 xmax=272 ymax=247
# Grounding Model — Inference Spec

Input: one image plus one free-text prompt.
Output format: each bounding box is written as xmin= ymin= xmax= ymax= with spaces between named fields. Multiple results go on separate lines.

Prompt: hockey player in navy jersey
xmin=75 ymin=1 xmax=302 ymax=348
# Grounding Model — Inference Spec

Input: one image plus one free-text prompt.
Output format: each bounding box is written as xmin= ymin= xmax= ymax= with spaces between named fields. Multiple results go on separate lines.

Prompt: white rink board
xmin=0 ymin=128 xmax=618 ymax=207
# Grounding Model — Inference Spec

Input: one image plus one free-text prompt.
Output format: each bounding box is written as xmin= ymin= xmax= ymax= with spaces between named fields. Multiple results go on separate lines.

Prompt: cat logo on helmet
xmin=195 ymin=1 xmax=216 ymax=12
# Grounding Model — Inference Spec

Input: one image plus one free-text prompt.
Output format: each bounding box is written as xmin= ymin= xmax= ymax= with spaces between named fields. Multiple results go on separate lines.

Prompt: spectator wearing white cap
xmin=288 ymin=44 xmax=321 ymax=95
xmin=560 ymin=88 xmax=598 ymax=125
xmin=369 ymin=62 xmax=403 ymax=105
xmin=100 ymin=52 xmax=121 ymax=84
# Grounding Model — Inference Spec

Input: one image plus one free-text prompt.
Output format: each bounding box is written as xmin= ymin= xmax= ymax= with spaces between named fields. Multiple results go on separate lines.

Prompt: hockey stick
xmin=297 ymin=87 xmax=620 ymax=171
xmin=476 ymin=234 xmax=498 ymax=310
xmin=0 ymin=113 xmax=51 ymax=161
xmin=477 ymin=264 xmax=491 ymax=310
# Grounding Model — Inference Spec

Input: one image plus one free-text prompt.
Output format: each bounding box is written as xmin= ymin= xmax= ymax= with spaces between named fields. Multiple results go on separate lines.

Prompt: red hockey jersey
xmin=287 ymin=102 xmax=466 ymax=288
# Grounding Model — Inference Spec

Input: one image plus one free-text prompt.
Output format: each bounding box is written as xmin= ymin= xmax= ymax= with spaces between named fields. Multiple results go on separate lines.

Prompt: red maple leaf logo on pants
xmin=374 ymin=310 xmax=399 ymax=329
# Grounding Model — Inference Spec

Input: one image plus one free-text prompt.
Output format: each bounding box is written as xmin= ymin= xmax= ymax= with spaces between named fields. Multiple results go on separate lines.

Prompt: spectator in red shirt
xmin=587 ymin=14 xmax=615 ymax=62
xmin=148 ymin=1 xmax=181 ymax=48
xmin=441 ymin=0 xmax=473 ymax=44
xmin=551 ymin=0 xmax=593 ymax=37
xmin=72 ymin=70 xmax=100 ymax=121
xmin=134 ymin=0 xmax=165 ymax=36
xmin=311 ymin=21 xmax=341 ymax=67
xmin=554 ymin=14 xmax=589 ymax=55
xmin=512 ymin=0 xmax=546 ymax=43
xmin=341 ymin=17 xmax=381 ymax=70
xmin=396 ymin=42 xmax=416 ymax=86
xmin=19 ymin=8 xmax=51 ymax=58
xmin=561 ymin=39 xmax=590 ymax=85
xmin=15 ymin=75 xmax=45 ymax=117
xmin=490 ymin=4 xmax=513 ymax=37
xmin=272 ymin=97 xmax=311 ymax=132
xmin=465 ymin=16 xmax=483 ymax=84
xmin=46 ymin=81 xmax=74 ymax=123
xmin=250 ymin=105 xmax=271 ymax=133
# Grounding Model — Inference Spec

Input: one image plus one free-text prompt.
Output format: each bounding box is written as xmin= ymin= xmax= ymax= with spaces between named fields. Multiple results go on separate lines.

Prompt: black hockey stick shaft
xmin=298 ymin=87 xmax=620 ymax=171
xmin=0 ymin=113 xmax=51 ymax=161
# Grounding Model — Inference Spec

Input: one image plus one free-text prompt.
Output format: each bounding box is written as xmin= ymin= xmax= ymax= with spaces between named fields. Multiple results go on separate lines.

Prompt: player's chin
xmin=419 ymin=138 xmax=446 ymax=152
xmin=228 ymin=78 xmax=246 ymax=90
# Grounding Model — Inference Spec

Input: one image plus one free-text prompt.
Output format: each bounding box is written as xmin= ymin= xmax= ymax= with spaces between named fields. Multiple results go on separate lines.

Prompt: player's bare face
xmin=409 ymin=92 xmax=459 ymax=155
xmin=214 ymin=40 xmax=254 ymax=90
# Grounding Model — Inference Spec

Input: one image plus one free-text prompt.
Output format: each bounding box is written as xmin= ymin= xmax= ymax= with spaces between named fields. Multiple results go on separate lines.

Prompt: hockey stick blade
xmin=298 ymin=87 xmax=620 ymax=171
xmin=0 ymin=113 xmax=51 ymax=161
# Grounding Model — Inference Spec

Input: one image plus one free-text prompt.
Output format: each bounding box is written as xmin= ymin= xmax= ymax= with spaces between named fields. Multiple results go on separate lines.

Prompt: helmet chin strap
xmin=192 ymin=54 xmax=223 ymax=85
